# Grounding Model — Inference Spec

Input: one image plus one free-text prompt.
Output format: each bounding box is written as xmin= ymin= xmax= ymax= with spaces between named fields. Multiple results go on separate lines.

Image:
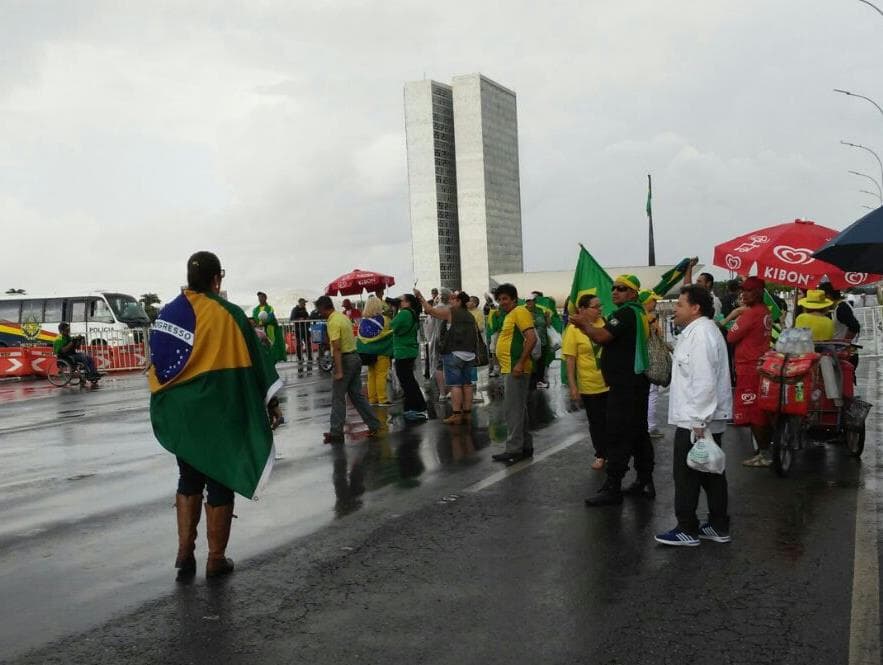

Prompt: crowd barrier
xmin=0 ymin=327 xmax=150 ymax=379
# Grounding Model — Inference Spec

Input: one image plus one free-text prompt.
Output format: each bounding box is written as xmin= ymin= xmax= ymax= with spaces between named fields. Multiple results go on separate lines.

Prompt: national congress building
xmin=404 ymin=73 xmax=524 ymax=298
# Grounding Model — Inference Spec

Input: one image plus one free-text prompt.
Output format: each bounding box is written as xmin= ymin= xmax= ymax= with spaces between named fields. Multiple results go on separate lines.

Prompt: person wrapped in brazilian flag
xmin=148 ymin=251 xmax=282 ymax=581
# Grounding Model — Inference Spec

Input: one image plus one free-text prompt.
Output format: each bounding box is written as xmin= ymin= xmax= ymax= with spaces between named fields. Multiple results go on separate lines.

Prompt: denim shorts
xmin=442 ymin=353 xmax=475 ymax=386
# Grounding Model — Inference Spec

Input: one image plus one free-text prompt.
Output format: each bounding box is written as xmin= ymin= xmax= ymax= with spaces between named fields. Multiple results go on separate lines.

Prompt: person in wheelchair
xmin=53 ymin=322 xmax=102 ymax=382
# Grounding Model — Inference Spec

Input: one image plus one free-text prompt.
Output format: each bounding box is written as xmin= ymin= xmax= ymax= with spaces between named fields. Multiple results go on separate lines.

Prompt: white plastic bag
xmin=547 ymin=326 xmax=563 ymax=352
xmin=686 ymin=435 xmax=726 ymax=474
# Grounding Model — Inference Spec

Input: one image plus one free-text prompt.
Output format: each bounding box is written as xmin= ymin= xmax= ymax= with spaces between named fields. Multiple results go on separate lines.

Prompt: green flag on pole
xmin=568 ymin=245 xmax=615 ymax=317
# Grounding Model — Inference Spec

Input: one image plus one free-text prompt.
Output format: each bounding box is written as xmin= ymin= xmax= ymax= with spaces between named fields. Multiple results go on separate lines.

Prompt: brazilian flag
xmin=651 ymin=257 xmax=692 ymax=297
xmin=568 ymin=245 xmax=614 ymax=316
xmin=149 ymin=290 xmax=283 ymax=499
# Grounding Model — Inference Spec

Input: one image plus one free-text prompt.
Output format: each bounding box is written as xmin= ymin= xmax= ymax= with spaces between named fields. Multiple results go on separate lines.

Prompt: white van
xmin=0 ymin=291 xmax=150 ymax=347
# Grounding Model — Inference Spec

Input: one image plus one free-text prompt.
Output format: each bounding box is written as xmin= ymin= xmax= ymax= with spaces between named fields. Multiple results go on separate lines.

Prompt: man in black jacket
xmin=289 ymin=298 xmax=312 ymax=364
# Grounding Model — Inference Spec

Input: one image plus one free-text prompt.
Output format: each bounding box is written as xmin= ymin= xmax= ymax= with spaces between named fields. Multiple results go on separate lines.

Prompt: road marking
xmin=465 ymin=432 xmax=584 ymax=493
xmin=849 ymin=400 xmax=881 ymax=665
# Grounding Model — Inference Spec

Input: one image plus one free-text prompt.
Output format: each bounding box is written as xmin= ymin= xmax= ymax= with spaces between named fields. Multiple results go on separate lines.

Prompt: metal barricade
xmin=280 ymin=319 xmax=322 ymax=366
xmin=82 ymin=325 xmax=150 ymax=371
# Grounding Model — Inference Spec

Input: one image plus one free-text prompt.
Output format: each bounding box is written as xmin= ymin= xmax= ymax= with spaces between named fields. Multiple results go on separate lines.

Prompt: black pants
xmin=177 ymin=458 xmax=234 ymax=506
xmin=395 ymin=358 xmax=427 ymax=412
xmin=673 ymin=428 xmax=728 ymax=535
xmin=529 ymin=356 xmax=546 ymax=390
xmin=605 ymin=381 xmax=653 ymax=483
xmin=581 ymin=393 xmax=608 ymax=459
xmin=293 ymin=321 xmax=313 ymax=361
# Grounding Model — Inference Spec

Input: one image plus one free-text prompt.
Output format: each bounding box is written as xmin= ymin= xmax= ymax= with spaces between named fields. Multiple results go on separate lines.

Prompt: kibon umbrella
xmin=813 ymin=206 xmax=883 ymax=275
xmin=325 ymin=269 xmax=396 ymax=297
xmin=713 ymin=219 xmax=881 ymax=289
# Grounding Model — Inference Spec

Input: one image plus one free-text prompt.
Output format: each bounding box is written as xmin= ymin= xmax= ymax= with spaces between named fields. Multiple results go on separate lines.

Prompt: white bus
xmin=0 ymin=291 xmax=150 ymax=347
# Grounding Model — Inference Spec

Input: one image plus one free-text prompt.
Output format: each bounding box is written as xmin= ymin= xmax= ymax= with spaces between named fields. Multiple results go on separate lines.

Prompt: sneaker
xmin=535 ymin=381 xmax=549 ymax=389
xmin=742 ymin=453 xmax=772 ymax=468
xmin=654 ymin=527 xmax=700 ymax=547
xmin=698 ymin=524 xmax=732 ymax=543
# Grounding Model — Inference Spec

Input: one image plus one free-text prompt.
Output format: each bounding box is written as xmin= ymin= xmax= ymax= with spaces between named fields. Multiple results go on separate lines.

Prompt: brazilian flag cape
xmin=356 ymin=315 xmax=394 ymax=356
xmin=252 ymin=304 xmax=287 ymax=363
xmin=149 ymin=291 xmax=283 ymax=499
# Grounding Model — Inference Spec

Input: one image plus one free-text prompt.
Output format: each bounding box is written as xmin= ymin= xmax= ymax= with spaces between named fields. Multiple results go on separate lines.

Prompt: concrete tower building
xmin=404 ymin=73 xmax=523 ymax=296
xmin=403 ymin=80 xmax=461 ymax=290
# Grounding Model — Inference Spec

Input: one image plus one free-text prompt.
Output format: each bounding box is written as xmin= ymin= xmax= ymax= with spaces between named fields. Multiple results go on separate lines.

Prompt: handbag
xmin=474 ymin=321 xmax=489 ymax=367
xmin=645 ymin=331 xmax=672 ymax=387
xmin=687 ymin=435 xmax=726 ymax=474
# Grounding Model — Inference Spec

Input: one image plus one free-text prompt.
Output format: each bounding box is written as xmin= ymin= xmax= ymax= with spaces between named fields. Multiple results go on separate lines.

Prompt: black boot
xmin=585 ymin=478 xmax=623 ymax=507
xmin=623 ymin=478 xmax=656 ymax=499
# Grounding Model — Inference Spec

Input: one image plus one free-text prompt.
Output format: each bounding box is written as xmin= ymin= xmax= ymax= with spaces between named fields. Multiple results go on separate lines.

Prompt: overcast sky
xmin=3 ymin=0 xmax=882 ymax=308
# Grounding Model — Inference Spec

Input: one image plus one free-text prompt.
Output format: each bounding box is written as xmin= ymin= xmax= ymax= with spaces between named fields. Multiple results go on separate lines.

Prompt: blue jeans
xmin=442 ymin=353 xmax=474 ymax=387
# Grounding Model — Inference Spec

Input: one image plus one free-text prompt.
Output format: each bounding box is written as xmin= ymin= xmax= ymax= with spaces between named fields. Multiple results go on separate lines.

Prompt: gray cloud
xmin=1 ymin=0 xmax=882 ymax=307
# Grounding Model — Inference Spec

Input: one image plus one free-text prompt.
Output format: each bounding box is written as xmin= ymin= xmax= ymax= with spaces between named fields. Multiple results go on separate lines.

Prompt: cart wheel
xmin=318 ymin=353 xmax=333 ymax=373
xmin=47 ymin=358 xmax=74 ymax=387
xmin=772 ymin=415 xmax=800 ymax=477
xmin=844 ymin=423 xmax=865 ymax=458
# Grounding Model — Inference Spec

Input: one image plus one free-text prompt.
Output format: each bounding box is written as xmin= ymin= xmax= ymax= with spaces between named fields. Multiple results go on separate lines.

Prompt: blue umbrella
xmin=813 ymin=206 xmax=883 ymax=273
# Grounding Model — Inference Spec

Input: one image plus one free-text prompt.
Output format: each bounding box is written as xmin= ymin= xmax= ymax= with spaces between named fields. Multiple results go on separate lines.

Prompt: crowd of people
xmin=152 ymin=251 xmax=867 ymax=580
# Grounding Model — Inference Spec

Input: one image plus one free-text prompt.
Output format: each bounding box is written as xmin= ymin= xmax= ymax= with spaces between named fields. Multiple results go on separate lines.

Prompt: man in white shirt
xmin=684 ymin=258 xmax=722 ymax=318
xmin=655 ymin=285 xmax=733 ymax=547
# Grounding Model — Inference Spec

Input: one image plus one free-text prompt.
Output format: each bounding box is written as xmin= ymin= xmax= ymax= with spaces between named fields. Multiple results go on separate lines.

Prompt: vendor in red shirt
xmin=726 ymin=276 xmax=773 ymax=467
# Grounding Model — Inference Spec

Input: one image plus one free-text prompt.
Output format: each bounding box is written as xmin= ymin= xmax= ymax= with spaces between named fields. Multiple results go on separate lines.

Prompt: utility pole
xmin=647 ymin=174 xmax=656 ymax=266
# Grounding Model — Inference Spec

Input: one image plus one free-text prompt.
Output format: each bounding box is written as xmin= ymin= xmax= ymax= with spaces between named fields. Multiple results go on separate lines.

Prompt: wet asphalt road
xmin=1 ymin=360 xmax=881 ymax=664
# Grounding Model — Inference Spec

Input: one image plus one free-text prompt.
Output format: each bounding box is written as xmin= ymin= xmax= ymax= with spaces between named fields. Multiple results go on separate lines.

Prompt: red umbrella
xmin=325 ymin=269 xmax=396 ymax=296
xmin=713 ymin=219 xmax=881 ymax=289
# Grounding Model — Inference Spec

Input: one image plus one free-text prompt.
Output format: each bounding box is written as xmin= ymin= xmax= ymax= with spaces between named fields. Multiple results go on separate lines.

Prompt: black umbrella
xmin=813 ymin=206 xmax=883 ymax=273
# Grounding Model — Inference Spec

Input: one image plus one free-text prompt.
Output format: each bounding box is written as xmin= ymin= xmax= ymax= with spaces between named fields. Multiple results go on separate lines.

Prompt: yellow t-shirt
xmin=561 ymin=322 xmax=608 ymax=395
xmin=469 ymin=307 xmax=485 ymax=332
xmin=327 ymin=311 xmax=356 ymax=353
xmin=795 ymin=312 xmax=834 ymax=342
xmin=496 ymin=305 xmax=535 ymax=375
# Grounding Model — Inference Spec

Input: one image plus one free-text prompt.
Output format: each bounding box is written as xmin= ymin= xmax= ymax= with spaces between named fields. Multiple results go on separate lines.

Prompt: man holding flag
xmin=571 ymin=273 xmax=653 ymax=507
xmin=149 ymin=252 xmax=283 ymax=581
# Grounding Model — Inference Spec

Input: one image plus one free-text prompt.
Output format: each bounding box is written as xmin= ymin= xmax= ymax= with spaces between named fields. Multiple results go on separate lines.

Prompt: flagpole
xmin=647 ymin=174 xmax=656 ymax=266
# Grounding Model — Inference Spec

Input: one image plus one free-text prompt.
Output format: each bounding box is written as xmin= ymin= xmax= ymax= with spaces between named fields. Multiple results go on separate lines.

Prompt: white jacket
xmin=668 ymin=316 xmax=733 ymax=430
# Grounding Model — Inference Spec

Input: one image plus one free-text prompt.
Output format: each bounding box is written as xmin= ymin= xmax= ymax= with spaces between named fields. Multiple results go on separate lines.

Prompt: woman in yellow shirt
xmin=562 ymin=294 xmax=609 ymax=470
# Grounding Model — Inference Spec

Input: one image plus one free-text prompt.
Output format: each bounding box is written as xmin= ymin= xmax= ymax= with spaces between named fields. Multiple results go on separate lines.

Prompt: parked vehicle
xmin=0 ymin=292 xmax=150 ymax=347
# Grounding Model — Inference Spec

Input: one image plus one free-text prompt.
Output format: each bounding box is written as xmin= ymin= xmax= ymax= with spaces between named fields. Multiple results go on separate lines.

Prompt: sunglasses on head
xmin=612 ymin=285 xmax=631 ymax=292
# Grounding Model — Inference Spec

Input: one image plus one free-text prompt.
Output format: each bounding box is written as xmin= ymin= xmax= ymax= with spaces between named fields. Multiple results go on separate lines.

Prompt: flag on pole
xmin=148 ymin=290 xmax=283 ymax=499
xmin=651 ymin=257 xmax=692 ymax=297
xmin=568 ymin=245 xmax=615 ymax=316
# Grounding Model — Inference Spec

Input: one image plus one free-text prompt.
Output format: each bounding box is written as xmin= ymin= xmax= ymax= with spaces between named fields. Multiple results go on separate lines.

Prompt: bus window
xmin=69 ymin=299 xmax=86 ymax=323
xmin=88 ymin=298 xmax=115 ymax=324
xmin=0 ymin=300 xmax=20 ymax=323
xmin=21 ymin=300 xmax=44 ymax=323
xmin=43 ymin=298 xmax=64 ymax=324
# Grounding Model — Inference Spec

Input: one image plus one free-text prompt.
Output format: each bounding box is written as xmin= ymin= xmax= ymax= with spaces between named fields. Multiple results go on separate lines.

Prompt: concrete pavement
xmin=1 ymin=360 xmax=881 ymax=664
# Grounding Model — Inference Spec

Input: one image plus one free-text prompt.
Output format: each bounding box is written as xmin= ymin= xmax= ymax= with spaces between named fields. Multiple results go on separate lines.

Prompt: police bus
xmin=0 ymin=292 xmax=150 ymax=347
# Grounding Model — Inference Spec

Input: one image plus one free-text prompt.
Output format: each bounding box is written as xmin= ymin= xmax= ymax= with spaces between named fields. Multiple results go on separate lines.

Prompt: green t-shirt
xmin=53 ymin=335 xmax=71 ymax=355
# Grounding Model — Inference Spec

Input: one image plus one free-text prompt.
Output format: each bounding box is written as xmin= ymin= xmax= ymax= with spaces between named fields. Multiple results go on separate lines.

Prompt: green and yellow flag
xmin=651 ymin=257 xmax=691 ymax=297
xmin=568 ymin=245 xmax=614 ymax=316
xmin=149 ymin=290 xmax=282 ymax=499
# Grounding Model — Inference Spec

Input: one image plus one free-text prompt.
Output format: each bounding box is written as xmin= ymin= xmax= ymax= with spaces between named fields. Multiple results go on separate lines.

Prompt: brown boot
xmin=175 ymin=493 xmax=202 ymax=580
xmin=205 ymin=502 xmax=235 ymax=578
xmin=443 ymin=411 xmax=463 ymax=425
